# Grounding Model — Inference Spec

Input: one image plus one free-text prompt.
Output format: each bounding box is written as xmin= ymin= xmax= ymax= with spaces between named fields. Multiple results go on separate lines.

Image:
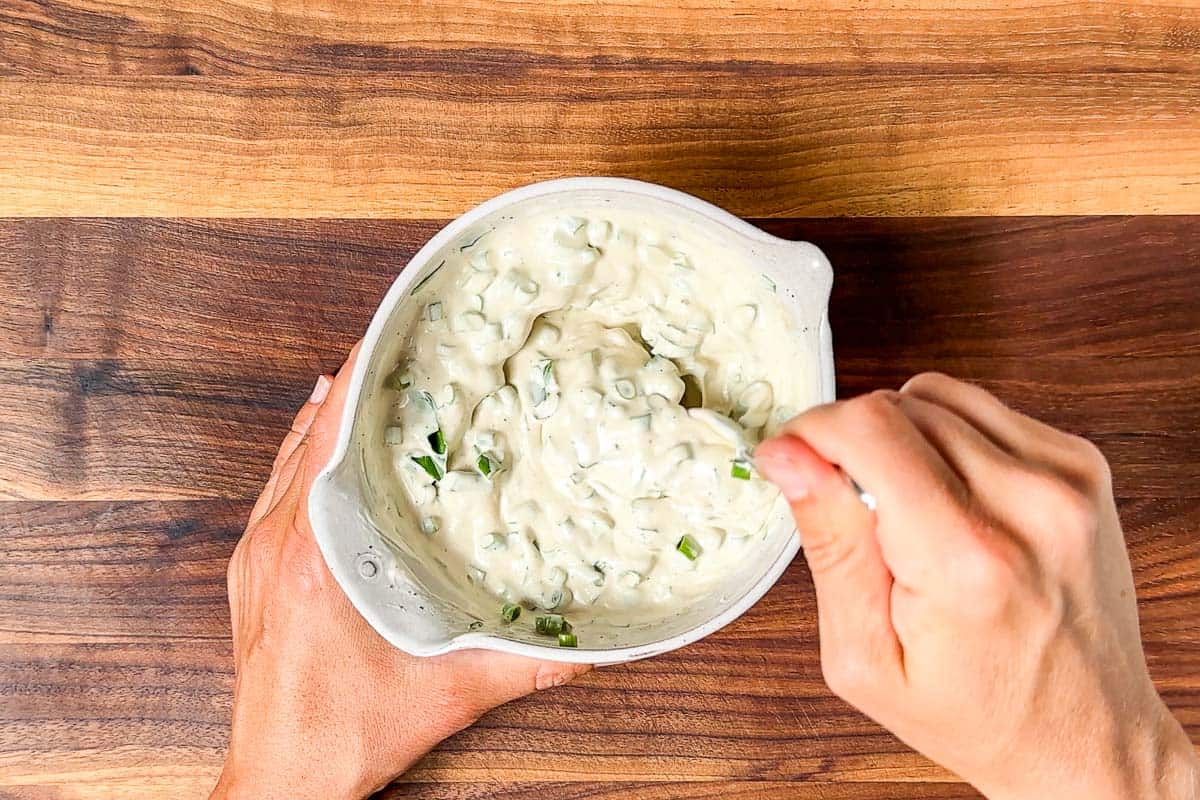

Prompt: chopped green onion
xmin=428 ymin=429 xmax=446 ymax=455
xmin=535 ymin=614 xmax=565 ymax=636
xmin=427 ymin=301 xmax=443 ymax=322
xmin=477 ymin=454 xmax=493 ymax=476
xmin=500 ymin=603 xmax=521 ymax=623
xmin=385 ymin=367 xmax=412 ymax=391
xmin=412 ymin=455 xmax=443 ymax=481
xmin=542 ymin=360 xmax=554 ymax=382
xmin=558 ymin=631 xmax=578 ymax=647
xmin=677 ymin=534 xmax=701 ymax=561
xmin=731 ymin=460 xmax=753 ymax=480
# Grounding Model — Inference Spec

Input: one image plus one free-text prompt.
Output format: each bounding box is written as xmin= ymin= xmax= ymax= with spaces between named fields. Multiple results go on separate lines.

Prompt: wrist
xmin=1142 ymin=705 xmax=1200 ymax=800
xmin=210 ymin=704 xmax=460 ymax=800
xmin=980 ymin=698 xmax=1198 ymax=800
xmin=210 ymin=757 xmax=362 ymax=800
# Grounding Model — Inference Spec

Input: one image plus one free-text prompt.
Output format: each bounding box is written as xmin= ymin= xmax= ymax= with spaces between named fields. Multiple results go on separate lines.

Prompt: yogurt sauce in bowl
xmin=379 ymin=207 xmax=809 ymax=633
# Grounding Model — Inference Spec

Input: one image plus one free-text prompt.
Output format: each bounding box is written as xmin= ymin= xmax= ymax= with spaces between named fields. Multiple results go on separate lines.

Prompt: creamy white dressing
xmin=381 ymin=209 xmax=807 ymax=624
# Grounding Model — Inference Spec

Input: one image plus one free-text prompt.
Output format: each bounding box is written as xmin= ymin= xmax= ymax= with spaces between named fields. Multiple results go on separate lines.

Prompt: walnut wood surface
xmin=3 ymin=1 xmax=1198 ymax=795
xmin=4 ymin=0 xmax=1200 ymax=77
xmin=1 ymin=216 xmax=1197 ymax=799
xmin=2 ymin=73 xmax=1198 ymax=218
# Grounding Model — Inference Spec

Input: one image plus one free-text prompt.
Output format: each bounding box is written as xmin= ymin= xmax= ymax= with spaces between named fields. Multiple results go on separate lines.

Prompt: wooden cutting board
xmin=1 ymin=3 xmax=1198 ymax=798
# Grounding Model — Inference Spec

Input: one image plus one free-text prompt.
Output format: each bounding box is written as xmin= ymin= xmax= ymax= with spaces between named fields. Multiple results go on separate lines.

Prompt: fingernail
xmin=755 ymin=446 xmax=810 ymax=502
xmin=309 ymin=374 xmax=332 ymax=404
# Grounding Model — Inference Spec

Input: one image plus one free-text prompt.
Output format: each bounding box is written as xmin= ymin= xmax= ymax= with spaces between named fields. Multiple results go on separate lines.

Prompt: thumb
xmin=436 ymin=650 xmax=592 ymax=718
xmin=755 ymin=435 xmax=903 ymax=696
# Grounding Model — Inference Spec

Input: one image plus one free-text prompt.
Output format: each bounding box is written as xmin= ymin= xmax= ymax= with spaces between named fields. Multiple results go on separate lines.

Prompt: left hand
xmin=211 ymin=344 xmax=591 ymax=800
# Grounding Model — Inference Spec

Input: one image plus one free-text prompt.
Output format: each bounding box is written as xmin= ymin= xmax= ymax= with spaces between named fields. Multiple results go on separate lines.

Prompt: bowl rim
xmin=309 ymin=176 xmax=834 ymax=664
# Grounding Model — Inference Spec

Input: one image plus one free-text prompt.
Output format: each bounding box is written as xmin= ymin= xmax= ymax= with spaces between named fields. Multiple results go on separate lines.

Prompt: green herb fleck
xmin=535 ymin=614 xmax=565 ymax=636
xmin=412 ymin=455 xmax=443 ymax=481
xmin=558 ymin=631 xmax=578 ymax=647
xmin=677 ymin=534 xmax=701 ymax=561
xmin=477 ymin=454 xmax=493 ymax=476
xmin=500 ymin=603 xmax=521 ymax=623
xmin=731 ymin=460 xmax=752 ymax=480
xmin=428 ymin=429 xmax=447 ymax=455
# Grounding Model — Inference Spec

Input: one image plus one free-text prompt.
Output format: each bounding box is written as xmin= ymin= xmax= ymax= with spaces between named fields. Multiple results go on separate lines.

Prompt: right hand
xmin=755 ymin=373 xmax=1199 ymax=800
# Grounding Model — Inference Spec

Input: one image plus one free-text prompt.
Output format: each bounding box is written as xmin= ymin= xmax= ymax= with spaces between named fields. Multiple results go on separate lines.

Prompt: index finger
xmin=299 ymin=340 xmax=363 ymax=496
xmin=783 ymin=390 xmax=971 ymax=585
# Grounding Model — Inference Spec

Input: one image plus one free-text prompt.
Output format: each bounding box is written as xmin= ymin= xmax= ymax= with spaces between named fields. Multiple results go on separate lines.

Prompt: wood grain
xmin=2 ymin=353 xmax=1196 ymax=501
xmin=376 ymin=783 xmax=986 ymax=800
xmin=2 ymin=74 xmax=1199 ymax=218
xmin=4 ymin=1 xmax=1198 ymax=796
xmin=4 ymin=0 xmax=1200 ymax=76
xmin=3 ymin=217 xmax=1197 ymax=500
xmin=1 ymin=496 xmax=1196 ymax=797
xmin=1 ymin=216 xmax=1198 ymax=798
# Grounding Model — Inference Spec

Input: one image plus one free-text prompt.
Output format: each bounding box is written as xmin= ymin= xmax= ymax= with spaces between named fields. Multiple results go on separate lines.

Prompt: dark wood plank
xmin=5 ymin=218 xmax=1196 ymax=361
xmin=4 ymin=498 xmax=1195 ymax=646
xmin=2 ymin=217 xmax=1197 ymax=500
xmin=792 ymin=217 xmax=1200 ymax=361
xmin=3 ymin=0 xmax=1199 ymax=77
xmin=0 ymin=358 xmax=320 ymax=500
xmin=1 ymin=355 xmax=1196 ymax=501
xmin=1 ymin=216 xmax=1198 ymax=795
xmin=5 ymin=496 xmax=1196 ymax=645
xmin=0 ymin=500 xmax=243 ymax=642
xmin=1 ymin=497 xmax=1195 ymax=795
xmin=0 ymin=218 xmax=429 ymax=363
xmin=3 ymin=75 xmax=1199 ymax=217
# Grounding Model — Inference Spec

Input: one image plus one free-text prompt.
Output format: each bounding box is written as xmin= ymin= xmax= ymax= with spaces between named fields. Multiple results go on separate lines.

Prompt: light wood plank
xmin=1 ymin=75 xmax=1198 ymax=217
xmin=3 ymin=0 xmax=1199 ymax=77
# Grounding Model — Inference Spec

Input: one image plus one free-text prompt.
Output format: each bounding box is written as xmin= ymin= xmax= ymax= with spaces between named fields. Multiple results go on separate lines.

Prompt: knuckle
xmin=901 ymin=371 xmax=956 ymax=395
xmin=243 ymin=528 xmax=277 ymax=573
xmin=845 ymin=390 xmax=903 ymax=432
xmin=1055 ymin=484 xmax=1100 ymax=538
xmin=228 ymin=526 xmax=283 ymax=587
xmin=801 ymin=531 xmax=860 ymax=576
xmin=279 ymin=526 xmax=335 ymax=595
xmin=1067 ymin=435 xmax=1112 ymax=490
xmin=226 ymin=542 xmax=244 ymax=589
xmin=534 ymin=662 xmax=585 ymax=692
xmin=951 ymin=536 xmax=1019 ymax=617
xmin=1024 ymin=469 xmax=1100 ymax=553
xmin=1051 ymin=489 xmax=1100 ymax=563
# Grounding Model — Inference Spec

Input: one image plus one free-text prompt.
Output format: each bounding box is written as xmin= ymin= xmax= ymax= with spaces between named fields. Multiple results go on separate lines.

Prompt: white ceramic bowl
xmin=309 ymin=177 xmax=834 ymax=664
